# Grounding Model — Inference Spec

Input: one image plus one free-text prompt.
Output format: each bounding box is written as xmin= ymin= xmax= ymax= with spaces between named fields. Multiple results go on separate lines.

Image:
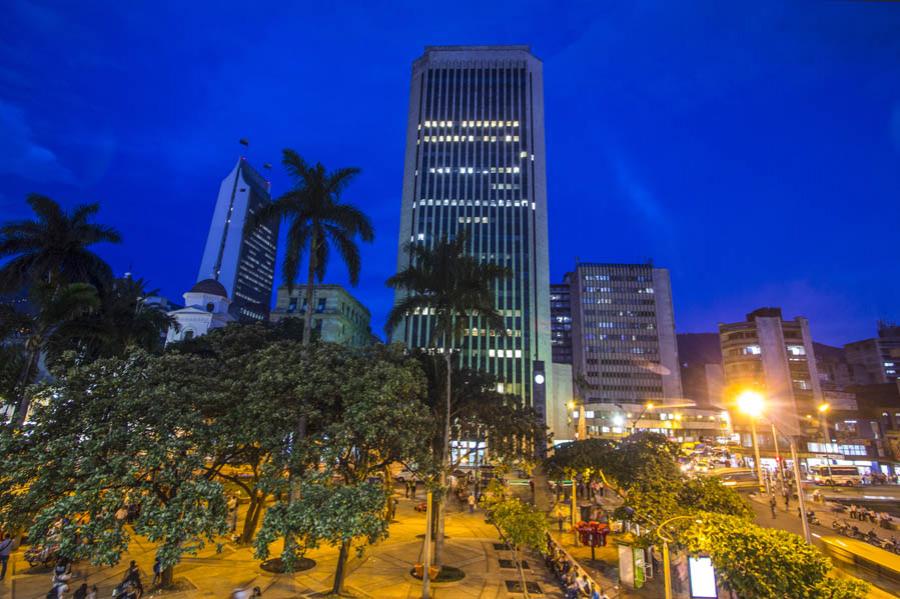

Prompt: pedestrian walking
xmin=227 ymin=495 xmax=239 ymax=533
xmin=404 ymin=480 xmax=410 ymax=498
xmin=152 ymin=555 xmax=162 ymax=587
xmin=783 ymin=489 xmax=790 ymax=510
xmin=468 ymin=493 xmax=476 ymax=514
xmin=0 ymin=533 xmax=12 ymax=580
xmin=73 ymin=583 xmax=89 ymax=599
xmin=387 ymin=496 xmax=397 ymax=522
xmin=768 ymin=496 xmax=777 ymax=518
xmin=86 ymin=585 xmax=98 ymax=599
xmin=47 ymin=580 xmax=68 ymax=599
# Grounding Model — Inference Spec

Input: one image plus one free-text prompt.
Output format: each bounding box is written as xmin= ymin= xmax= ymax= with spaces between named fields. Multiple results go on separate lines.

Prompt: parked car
xmin=394 ymin=470 xmax=420 ymax=483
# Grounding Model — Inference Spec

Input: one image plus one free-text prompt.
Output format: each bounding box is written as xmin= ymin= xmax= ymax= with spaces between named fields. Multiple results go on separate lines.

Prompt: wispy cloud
xmin=609 ymin=151 xmax=664 ymax=224
xmin=891 ymin=102 xmax=900 ymax=152
xmin=0 ymin=99 xmax=75 ymax=184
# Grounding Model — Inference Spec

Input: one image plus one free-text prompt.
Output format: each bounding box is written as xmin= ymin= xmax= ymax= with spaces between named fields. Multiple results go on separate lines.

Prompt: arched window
xmin=184 ymin=330 xmax=195 ymax=340
xmin=206 ymin=302 xmax=215 ymax=312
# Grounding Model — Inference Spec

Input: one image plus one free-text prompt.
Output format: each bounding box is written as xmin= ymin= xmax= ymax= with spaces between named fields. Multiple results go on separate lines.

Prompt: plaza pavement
xmin=0 ymin=485 xmax=564 ymax=599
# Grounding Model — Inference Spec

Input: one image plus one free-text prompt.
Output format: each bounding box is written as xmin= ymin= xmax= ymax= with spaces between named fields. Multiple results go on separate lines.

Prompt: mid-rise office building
xmin=566 ymin=263 xmax=683 ymax=404
xmin=391 ymin=46 xmax=552 ymax=418
xmin=270 ymin=284 xmax=375 ymax=348
xmin=845 ymin=322 xmax=900 ymax=385
xmin=197 ymin=158 xmax=278 ymax=322
xmin=551 ymin=263 xmax=685 ymax=440
xmin=719 ymin=307 xmax=824 ymax=435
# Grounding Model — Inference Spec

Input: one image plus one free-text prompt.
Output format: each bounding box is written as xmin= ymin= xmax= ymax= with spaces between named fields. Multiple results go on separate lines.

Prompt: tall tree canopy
xmin=0 ymin=351 xmax=228 ymax=585
xmin=252 ymin=343 xmax=430 ymax=593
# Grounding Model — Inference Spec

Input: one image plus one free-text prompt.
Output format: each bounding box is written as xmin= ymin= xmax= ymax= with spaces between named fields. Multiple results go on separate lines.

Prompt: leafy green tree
xmin=0 ymin=351 xmax=228 ymax=587
xmin=678 ymin=476 xmax=752 ymax=520
xmin=168 ymin=320 xmax=305 ymax=544
xmin=483 ymin=487 xmax=548 ymax=599
xmin=4 ymin=282 xmax=99 ymax=425
xmin=253 ymin=343 xmax=430 ymax=593
xmin=684 ymin=513 xmax=867 ymax=599
xmin=386 ymin=232 xmax=512 ymax=568
xmin=244 ymin=150 xmax=374 ymax=345
xmin=544 ymin=434 xmax=750 ymax=545
xmin=0 ymin=194 xmax=120 ymax=292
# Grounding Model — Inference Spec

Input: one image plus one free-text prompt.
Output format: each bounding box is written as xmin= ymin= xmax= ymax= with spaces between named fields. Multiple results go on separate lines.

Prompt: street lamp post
xmin=771 ymin=423 xmax=786 ymax=496
xmin=657 ymin=516 xmax=702 ymax=599
xmin=736 ymin=391 xmax=766 ymax=494
xmin=818 ymin=403 xmax=834 ymax=484
xmin=788 ymin=435 xmax=812 ymax=544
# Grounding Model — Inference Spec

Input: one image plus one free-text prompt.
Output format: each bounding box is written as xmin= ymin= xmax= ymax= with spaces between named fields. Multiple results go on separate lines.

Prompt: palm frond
xmin=385 ymin=295 xmax=433 ymax=337
xmin=327 ymin=203 xmax=374 ymax=242
xmin=325 ymin=225 xmax=361 ymax=285
xmin=326 ymin=167 xmax=361 ymax=197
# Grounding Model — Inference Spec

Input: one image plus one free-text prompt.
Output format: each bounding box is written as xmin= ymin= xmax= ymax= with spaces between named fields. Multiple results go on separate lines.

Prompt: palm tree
xmin=3 ymin=282 xmax=99 ymax=425
xmin=244 ymin=149 xmax=374 ymax=345
xmin=385 ymin=232 xmax=510 ymax=583
xmin=59 ymin=276 xmax=177 ymax=360
xmin=0 ymin=194 xmax=121 ymax=292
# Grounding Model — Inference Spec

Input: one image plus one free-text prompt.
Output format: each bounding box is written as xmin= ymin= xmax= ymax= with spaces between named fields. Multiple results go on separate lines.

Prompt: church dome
xmin=189 ymin=279 xmax=228 ymax=297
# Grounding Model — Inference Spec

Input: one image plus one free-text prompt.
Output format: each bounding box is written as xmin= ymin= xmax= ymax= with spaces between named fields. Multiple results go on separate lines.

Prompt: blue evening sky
xmin=2 ymin=1 xmax=898 ymax=345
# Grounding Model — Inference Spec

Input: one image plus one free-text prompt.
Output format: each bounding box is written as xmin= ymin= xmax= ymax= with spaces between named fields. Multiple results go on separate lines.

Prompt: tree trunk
xmin=12 ymin=349 xmax=39 ymax=427
xmin=239 ymin=492 xmax=263 ymax=545
xmin=433 ymin=350 xmax=452 ymax=567
xmin=287 ymin=226 xmax=315 ymax=555
xmin=160 ymin=565 xmax=175 ymax=588
xmin=332 ymin=538 xmax=350 ymax=595
xmin=512 ymin=545 xmax=530 ymax=599
xmin=302 ymin=229 xmax=318 ymax=346
xmin=433 ymin=493 xmax=445 ymax=569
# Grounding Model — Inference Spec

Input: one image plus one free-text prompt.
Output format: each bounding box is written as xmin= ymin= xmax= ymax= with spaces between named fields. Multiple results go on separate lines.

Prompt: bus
xmin=821 ymin=536 xmax=900 ymax=596
xmin=810 ymin=465 xmax=862 ymax=486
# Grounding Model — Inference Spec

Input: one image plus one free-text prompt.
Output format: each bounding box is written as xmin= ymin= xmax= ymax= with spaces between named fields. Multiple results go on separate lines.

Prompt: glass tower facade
xmin=393 ymin=46 xmax=552 ymax=415
xmin=198 ymin=158 xmax=278 ymax=322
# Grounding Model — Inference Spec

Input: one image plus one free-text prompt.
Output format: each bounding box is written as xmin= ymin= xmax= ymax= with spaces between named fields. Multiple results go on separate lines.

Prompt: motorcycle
xmin=865 ymin=530 xmax=882 ymax=546
xmin=877 ymin=537 xmax=899 ymax=554
xmin=831 ymin=520 xmax=848 ymax=534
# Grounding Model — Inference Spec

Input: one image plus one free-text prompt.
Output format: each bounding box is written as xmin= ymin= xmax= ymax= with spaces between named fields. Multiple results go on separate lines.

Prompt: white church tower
xmin=165 ymin=279 xmax=236 ymax=344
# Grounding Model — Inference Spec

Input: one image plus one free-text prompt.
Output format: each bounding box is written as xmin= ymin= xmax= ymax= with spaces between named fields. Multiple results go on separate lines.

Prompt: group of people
xmin=545 ymin=538 xmax=610 ymax=599
xmin=848 ymin=504 xmax=894 ymax=528
xmin=46 ymin=557 xmax=151 ymax=599
xmin=861 ymin=471 xmax=895 ymax=485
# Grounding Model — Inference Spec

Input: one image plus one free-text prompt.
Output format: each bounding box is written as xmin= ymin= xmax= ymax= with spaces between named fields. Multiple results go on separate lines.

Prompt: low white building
xmin=165 ymin=279 xmax=236 ymax=344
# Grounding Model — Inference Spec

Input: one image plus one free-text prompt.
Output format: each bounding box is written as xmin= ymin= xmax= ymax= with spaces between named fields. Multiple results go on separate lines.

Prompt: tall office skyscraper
xmin=393 ymin=46 xmax=552 ymax=417
xmin=198 ymin=157 xmax=278 ymax=322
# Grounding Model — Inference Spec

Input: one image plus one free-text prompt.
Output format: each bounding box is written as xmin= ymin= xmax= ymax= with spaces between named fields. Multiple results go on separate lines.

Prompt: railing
xmin=545 ymin=533 xmax=621 ymax=597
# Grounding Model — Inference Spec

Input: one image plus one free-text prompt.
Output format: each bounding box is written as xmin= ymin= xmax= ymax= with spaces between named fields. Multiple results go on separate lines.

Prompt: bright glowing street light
xmin=817 ymin=403 xmax=830 ymax=414
xmin=736 ymin=390 xmax=764 ymax=418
